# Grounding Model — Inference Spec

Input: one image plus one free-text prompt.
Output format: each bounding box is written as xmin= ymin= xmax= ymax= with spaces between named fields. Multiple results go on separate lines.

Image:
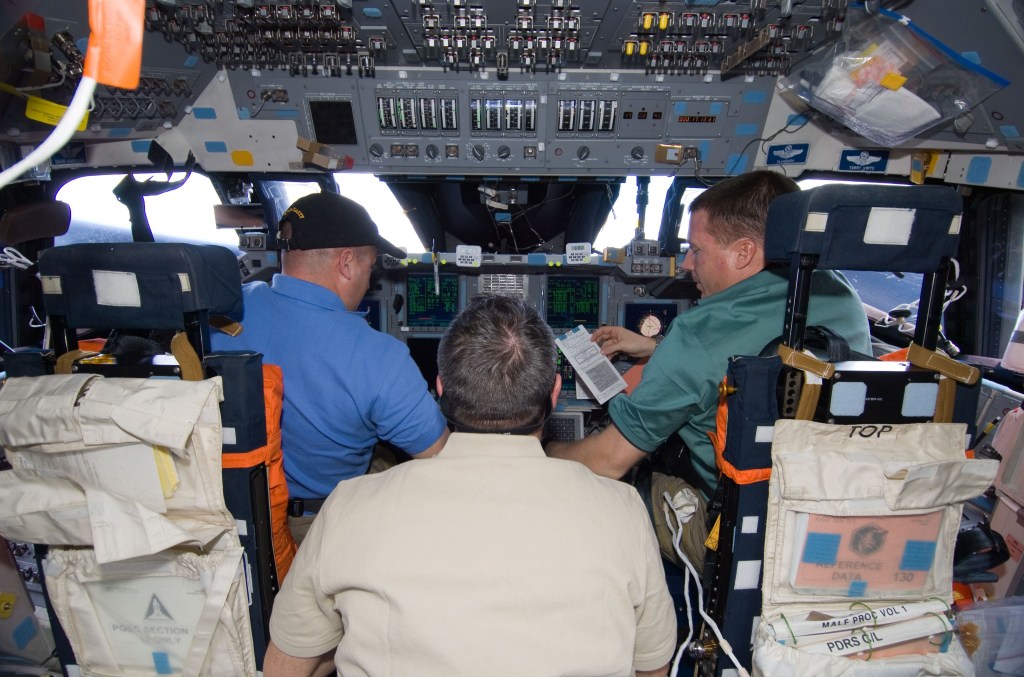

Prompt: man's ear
xmin=337 ymin=248 xmax=356 ymax=280
xmin=435 ymin=375 xmax=444 ymax=397
xmin=731 ymin=237 xmax=758 ymax=271
xmin=550 ymin=374 xmax=562 ymax=410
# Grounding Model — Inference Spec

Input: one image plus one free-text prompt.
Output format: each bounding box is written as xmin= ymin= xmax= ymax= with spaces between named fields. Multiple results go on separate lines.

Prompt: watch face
xmin=638 ymin=312 xmax=663 ymax=337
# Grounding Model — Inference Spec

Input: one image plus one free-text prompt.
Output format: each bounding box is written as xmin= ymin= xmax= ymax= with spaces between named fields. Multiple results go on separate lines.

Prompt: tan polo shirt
xmin=270 ymin=432 xmax=677 ymax=676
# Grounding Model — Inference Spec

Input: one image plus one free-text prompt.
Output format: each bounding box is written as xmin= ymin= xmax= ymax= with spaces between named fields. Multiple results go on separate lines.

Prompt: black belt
xmin=287 ymin=497 xmax=327 ymax=517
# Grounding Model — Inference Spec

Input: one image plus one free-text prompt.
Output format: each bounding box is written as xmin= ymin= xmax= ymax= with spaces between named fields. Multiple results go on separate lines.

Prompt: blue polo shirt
xmin=210 ymin=274 xmax=447 ymax=499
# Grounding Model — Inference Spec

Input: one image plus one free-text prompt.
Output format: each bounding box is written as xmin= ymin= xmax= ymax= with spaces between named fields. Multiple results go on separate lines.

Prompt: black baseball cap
xmin=277 ymin=192 xmax=405 ymax=259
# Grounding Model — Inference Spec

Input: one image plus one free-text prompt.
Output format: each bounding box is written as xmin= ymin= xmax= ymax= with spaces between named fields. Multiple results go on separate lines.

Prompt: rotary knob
xmin=425 ymin=144 xmax=439 ymax=159
xmin=369 ymin=143 xmax=384 ymax=158
xmin=498 ymin=145 xmax=511 ymax=159
xmin=577 ymin=146 xmax=590 ymax=160
xmin=631 ymin=146 xmax=645 ymax=160
xmin=472 ymin=144 xmax=486 ymax=161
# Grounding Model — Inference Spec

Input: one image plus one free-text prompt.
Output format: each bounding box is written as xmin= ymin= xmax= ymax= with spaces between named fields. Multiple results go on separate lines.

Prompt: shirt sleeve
xmin=630 ymin=492 xmax=678 ymax=671
xmin=609 ymin=323 xmax=719 ymax=453
xmin=268 ymin=500 xmax=345 ymax=658
xmin=366 ymin=340 xmax=447 ymax=454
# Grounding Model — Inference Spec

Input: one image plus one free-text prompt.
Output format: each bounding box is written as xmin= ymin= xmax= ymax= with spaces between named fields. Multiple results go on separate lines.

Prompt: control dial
xmin=472 ymin=144 xmax=486 ymax=161
xmin=369 ymin=143 xmax=384 ymax=158
xmin=425 ymin=144 xmax=438 ymax=159
xmin=637 ymin=312 xmax=663 ymax=338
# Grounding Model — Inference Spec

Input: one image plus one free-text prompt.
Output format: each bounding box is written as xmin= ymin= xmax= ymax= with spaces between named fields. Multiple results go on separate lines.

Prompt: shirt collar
xmin=697 ymin=268 xmax=787 ymax=307
xmin=270 ymin=273 xmax=348 ymax=312
xmin=437 ymin=432 xmax=547 ymax=459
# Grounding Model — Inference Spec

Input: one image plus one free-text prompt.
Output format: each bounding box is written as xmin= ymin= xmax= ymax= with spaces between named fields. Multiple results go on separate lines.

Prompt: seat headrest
xmin=764 ymin=184 xmax=963 ymax=273
xmin=38 ymin=243 xmax=242 ymax=330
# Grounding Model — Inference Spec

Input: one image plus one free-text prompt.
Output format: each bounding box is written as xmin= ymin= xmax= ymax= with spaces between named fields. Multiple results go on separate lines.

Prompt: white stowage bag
xmin=751 ymin=421 xmax=998 ymax=677
xmin=44 ymin=546 xmax=255 ymax=677
xmin=0 ymin=374 xmax=235 ymax=560
xmin=0 ymin=373 xmax=255 ymax=676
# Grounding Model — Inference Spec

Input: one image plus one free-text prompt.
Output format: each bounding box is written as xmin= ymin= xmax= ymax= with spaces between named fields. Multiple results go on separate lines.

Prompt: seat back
xmin=1 ymin=242 xmax=284 ymax=674
xmin=695 ymin=184 xmax=979 ymax=677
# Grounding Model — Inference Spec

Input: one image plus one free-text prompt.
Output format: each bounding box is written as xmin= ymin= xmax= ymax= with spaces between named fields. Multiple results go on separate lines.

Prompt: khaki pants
xmin=649 ymin=472 xmax=708 ymax=571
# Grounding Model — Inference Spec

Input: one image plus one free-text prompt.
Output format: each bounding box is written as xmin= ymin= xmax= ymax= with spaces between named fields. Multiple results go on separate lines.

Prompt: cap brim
xmin=375 ymin=236 xmax=406 ymax=260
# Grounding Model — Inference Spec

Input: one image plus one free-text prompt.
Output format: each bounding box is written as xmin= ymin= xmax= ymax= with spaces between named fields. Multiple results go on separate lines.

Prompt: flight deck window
xmin=594 ymin=176 xmax=673 ymax=251
xmin=55 ymin=173 xmax=239 ymax=251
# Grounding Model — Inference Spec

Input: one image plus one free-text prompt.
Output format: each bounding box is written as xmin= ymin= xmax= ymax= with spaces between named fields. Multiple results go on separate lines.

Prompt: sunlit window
xmin=594 ymin=177 xmax=673 ymax=251
xmin=55 ymin=173 xmax=240 ymax=250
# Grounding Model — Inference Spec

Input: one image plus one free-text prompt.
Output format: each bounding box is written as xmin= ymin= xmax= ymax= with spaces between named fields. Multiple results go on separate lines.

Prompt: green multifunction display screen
xmin=406 ymin=273 xmax=460 ymax=327
xmin=546 ymin=276 xmax=600 ymax=330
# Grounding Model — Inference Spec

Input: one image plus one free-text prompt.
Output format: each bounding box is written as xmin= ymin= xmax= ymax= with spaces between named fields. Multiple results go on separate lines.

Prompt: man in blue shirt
xmin=212 ymin=192 xmax=448 ymax=541
xmin=547 ymin=171 xmax=870 ymax=564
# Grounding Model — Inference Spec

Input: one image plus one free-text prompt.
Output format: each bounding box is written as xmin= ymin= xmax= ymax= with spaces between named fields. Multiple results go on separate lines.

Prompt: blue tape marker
xmin=802 ymin=532 xmax=840 ymax=564
xmin=900 ymin=540 xmax=937 ymax=571
xmin=193 ymin=107 xmax=217 ymax=120
xmin=725 ymin=152 xmax=747 ymax=175
xmin=1001 ymin=125 xmax=1021 ymax=139
xmin=272 ymin=109 xmax=301 ymax=119
xmin=743 ymin=91 xmax=767 ymax=105
xmin=267 ymin=252 xmax=279 ymax=265
xmin=108 ymin=128 xmax=133 ymax=138
xmin=153 ymin=652 xmax=172 ymax=675
xmin=204 ymin=141 xmax=228 ymax=153
xmin=1016 ymin=163 xmax=1024 ymax=189
xmin=527 ymin=253 xmax=547 ymax=265
xmin=130 ymin=140 xmax=152 ymax=153
xmin=787 ymin=113 xmax=810 ymax=126
xmin=709 ymin=101 xmax=724 ymax=115
xmin=674 ymin=101 xmax=687 ymax=116
xmin=362 ymin=7 xmax=383 ymax=18
xmin=735 ymin=123 xmax=758 ymax=136
xmin=966 ymin=156 xmax=992 ymax=185
xmin=960 ymin=51 xmax=981 ymax=66
xmin=847 ymin=580 xmax=868 ymax=597
xmin=184 ymin=55 xmax=199 ymax=68
xmin=13 ymin=616 xmax=37 ymax=650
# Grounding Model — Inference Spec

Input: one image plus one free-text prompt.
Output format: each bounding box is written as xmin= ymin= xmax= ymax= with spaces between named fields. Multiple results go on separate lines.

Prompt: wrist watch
xmin=653 ymin=334 xmax=665 ymax=348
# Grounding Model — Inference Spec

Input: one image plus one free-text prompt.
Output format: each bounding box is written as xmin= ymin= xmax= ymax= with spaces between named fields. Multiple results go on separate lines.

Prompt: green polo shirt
xmin=609 ymin=268 xmax=871 ymax=494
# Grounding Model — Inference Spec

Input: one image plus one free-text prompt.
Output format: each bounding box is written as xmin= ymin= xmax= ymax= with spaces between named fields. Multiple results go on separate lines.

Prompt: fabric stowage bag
xmin=0 ymin=374 xmax=235 ymax=561
xmin=44 ymin=546 xmax=255 ymax=677
xmin=752 ymin=421 xmax=998 ymax=677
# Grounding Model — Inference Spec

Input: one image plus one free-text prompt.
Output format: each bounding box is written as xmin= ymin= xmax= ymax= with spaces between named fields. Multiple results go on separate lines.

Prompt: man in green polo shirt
xmin=546 ymin=170 xmax=871 ymax=565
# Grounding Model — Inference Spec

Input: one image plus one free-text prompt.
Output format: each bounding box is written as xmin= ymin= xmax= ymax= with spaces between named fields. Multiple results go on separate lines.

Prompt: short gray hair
xmin=437 ymin=295 xmax=557 ymax=433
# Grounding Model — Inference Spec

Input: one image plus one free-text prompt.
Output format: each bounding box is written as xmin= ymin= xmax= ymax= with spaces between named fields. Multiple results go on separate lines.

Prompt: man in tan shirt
xmin=265 ymin=295 xmax=677 ymax=677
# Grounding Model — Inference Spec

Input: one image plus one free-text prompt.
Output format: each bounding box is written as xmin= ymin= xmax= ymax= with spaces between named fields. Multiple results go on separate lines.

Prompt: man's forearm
xmin=546 ymin=425 xmax=647 ymax=480
xmin=263 ymin=641 xmax=336 ymax=677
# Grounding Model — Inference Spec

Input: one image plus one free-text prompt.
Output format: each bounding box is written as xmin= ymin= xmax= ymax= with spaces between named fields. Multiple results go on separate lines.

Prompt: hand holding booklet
xmin=555 ymin=325 xmax=626 ymax=404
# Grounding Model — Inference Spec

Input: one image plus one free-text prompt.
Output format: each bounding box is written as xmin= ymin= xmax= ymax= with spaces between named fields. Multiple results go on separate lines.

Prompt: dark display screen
xmin=309 ymin=100 xmax=358 ymax=145
xmin=406 ymin=337 xmax=440 ymax=390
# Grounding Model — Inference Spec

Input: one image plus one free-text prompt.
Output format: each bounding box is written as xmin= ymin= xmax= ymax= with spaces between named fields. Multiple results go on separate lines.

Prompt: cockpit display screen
xmin=546 ymin=276 xmax=600 ymax=330
xmin=406 ymin=273 xmax=460 ymax=327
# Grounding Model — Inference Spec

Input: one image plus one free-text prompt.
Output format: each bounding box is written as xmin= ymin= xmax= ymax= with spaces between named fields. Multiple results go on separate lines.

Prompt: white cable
xmin=0 ymin=75 xmax=97 ymax=191
xmin=662 ymin=491 xmax=752 ymax=677
xmin=0 ymin=246 xmax=33 ymax=269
